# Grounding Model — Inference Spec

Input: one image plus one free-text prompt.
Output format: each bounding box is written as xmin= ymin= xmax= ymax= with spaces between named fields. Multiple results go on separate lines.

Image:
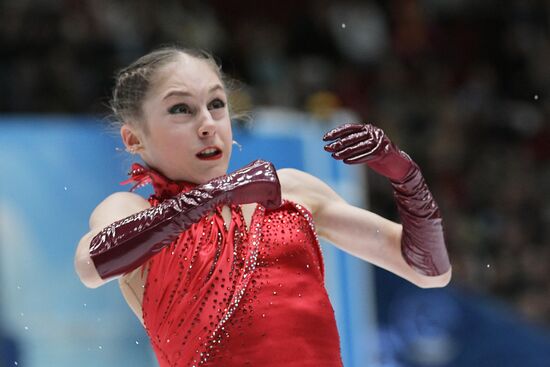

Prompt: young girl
xmin=74 ymin=47 xmax=451 ymax=367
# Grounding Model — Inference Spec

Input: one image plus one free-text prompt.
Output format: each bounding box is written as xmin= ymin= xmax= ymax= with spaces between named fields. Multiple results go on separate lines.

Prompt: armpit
xmin=119 ymin=265 xmax=148 ymax=324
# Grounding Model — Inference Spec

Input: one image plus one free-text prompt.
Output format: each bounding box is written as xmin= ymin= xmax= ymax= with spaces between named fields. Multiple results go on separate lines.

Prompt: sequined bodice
xmin=125 ymin=163 xmax=343 ymax=367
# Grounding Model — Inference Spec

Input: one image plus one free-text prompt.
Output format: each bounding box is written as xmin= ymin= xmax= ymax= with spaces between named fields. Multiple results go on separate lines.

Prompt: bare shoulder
xmin=277 ymin=168 xmax=316 ymax=195
xmin=276 ymin=168 xmax=305 ymax=192
xmin=94 ymin=191 xmax=149 ymax=210
xmin=90 ymin=191 xmax=151 ymax=230
xmin=276 ymin=168 xmax=346 ymax=214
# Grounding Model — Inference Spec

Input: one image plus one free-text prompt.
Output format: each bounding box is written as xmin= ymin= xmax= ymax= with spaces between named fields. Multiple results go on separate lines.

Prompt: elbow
xmin=74 ymin=237 xmax=106 ymax=289
xmin=415 ymin=267 xmax=452 ymax=289
xmin=79 ymin=276 xmax=103 ymax=289
xmin=74 ymin=257 xmax=105 ymax=289
xmin=75 ymin=260 xmax=104 ymax=288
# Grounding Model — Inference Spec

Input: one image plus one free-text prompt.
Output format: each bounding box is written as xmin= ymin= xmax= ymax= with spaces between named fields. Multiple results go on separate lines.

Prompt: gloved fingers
xmin=331 ymin=139 xmax=380 ymax=161
xmin=323 ymin=129 xmax=374 ymax=152
xmin=343 ymin=150 xmax=378 ymax=164
xmin=322 ymin=123 xmax=365 ymax=142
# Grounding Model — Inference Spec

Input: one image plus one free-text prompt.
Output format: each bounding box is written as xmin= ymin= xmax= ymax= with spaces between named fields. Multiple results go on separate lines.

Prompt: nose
xmin=197 ymin=109 xmax=216 ymax=138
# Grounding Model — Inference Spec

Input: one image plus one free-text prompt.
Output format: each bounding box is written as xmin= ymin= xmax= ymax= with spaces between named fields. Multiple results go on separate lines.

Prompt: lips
xmin=196 ymin=146 xmax=223 ymax=160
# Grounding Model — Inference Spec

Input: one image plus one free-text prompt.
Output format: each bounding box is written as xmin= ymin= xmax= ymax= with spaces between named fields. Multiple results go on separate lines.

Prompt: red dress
xmin=124 ymin=164 xmax=343 ymax=367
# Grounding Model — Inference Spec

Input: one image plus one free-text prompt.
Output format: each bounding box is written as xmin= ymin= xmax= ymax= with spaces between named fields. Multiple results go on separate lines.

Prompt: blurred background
xmin=1 ymin=0 xmax=549 ymax=366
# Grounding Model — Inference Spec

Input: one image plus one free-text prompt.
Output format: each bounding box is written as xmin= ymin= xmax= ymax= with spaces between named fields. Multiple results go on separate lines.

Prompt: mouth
xmin=196 ymin=146 xmax=223 ymax=161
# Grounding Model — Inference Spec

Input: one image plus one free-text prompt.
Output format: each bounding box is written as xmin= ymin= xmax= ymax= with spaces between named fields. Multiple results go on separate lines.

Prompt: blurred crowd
xmin=1 ymin=0 xmax=549 ymax=325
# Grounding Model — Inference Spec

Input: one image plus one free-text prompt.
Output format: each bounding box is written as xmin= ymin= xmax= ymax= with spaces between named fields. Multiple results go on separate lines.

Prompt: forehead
xmin=150 ymin=54 xmax=222 ymax=97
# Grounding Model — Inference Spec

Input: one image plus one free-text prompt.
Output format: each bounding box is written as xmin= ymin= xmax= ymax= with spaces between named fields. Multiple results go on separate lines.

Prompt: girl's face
xmin=125 ymin=54 xmax=233 ymax=184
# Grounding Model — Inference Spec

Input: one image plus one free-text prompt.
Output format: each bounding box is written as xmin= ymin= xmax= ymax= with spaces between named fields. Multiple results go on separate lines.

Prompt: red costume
xmin=124 ymin=164 xmax=344 ymax=367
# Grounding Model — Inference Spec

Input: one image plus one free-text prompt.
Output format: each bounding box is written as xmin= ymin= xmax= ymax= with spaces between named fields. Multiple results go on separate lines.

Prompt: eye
xmin=208 ymin=98 xmax=226 ymax=110
xmin=168 ymin=103 xmax=192 ymax=114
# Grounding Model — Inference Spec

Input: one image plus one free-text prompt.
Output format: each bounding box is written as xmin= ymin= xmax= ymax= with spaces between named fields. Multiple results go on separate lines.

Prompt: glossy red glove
xmin=90 ymin=159 xmax=281 ymax=281
xmin=323 ymin=123 xmax=451 ymax=277
xmin=322 ymin=123 xmax=413 ymax=182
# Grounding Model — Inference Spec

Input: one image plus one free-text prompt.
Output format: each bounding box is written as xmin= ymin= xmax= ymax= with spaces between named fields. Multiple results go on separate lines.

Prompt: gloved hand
xmin=322 ymin=123 xmax=413 ymax=182
xmin=201 ymin=159 xmax=282 ymax=210
xmin=90 ymin=159 xmax=281 ymax=280
xmin=323 ymin=123 xmax=451 ymax=277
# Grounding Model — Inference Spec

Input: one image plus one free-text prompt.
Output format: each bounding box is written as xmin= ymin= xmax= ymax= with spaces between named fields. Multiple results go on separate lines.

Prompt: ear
xmin=120 ymin=124 xmax=143 ymax=153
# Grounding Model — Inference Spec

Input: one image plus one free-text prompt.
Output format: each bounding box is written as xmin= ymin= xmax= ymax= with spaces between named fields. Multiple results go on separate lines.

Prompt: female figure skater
xmin=74 ymin=47 xmax=451 ymax=367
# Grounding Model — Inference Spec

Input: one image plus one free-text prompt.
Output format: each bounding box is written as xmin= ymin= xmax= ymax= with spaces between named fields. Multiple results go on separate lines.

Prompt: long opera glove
xmin=323 ymin=123 xmax=450 ymax=276
xmin=89 ymin=159 xmax=281 ymax=281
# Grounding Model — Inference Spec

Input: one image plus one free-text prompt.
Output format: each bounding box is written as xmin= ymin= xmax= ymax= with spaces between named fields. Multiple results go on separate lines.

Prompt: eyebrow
xmin=162 ymin=85 xmax=224 ymax=100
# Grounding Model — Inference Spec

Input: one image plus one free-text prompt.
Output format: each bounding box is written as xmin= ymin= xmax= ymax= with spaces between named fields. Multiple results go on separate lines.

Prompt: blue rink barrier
xmin=375 ymin=268 xmax=550 ymax=367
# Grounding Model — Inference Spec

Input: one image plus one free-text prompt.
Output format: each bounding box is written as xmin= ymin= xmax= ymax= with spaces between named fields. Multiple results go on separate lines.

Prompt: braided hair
xmin=110 ymin=47 xmax=229 ymax=132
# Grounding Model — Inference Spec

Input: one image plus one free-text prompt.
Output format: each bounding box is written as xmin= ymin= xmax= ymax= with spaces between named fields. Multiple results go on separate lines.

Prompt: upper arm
xmin=279 ymin=168 xmax=394 ymax=242
xmin=74 ymin=192 xmax=151 ymax=288
xmin=280 ymin=168 xmax=451 ymax=288
xmin=88 ymin=192 xmax=151 ymax=230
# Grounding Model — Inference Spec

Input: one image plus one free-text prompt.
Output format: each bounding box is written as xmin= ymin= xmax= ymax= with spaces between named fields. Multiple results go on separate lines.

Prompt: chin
xmin=210 ymin=167 xmax=229 ymax=180
xmin=194 ymin=166 xmax=228 ymax=184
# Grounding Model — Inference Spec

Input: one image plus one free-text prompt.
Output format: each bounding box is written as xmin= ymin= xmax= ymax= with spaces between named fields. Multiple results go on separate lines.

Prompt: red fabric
xmin=123 ymin=164 xmax=343 ymax=366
